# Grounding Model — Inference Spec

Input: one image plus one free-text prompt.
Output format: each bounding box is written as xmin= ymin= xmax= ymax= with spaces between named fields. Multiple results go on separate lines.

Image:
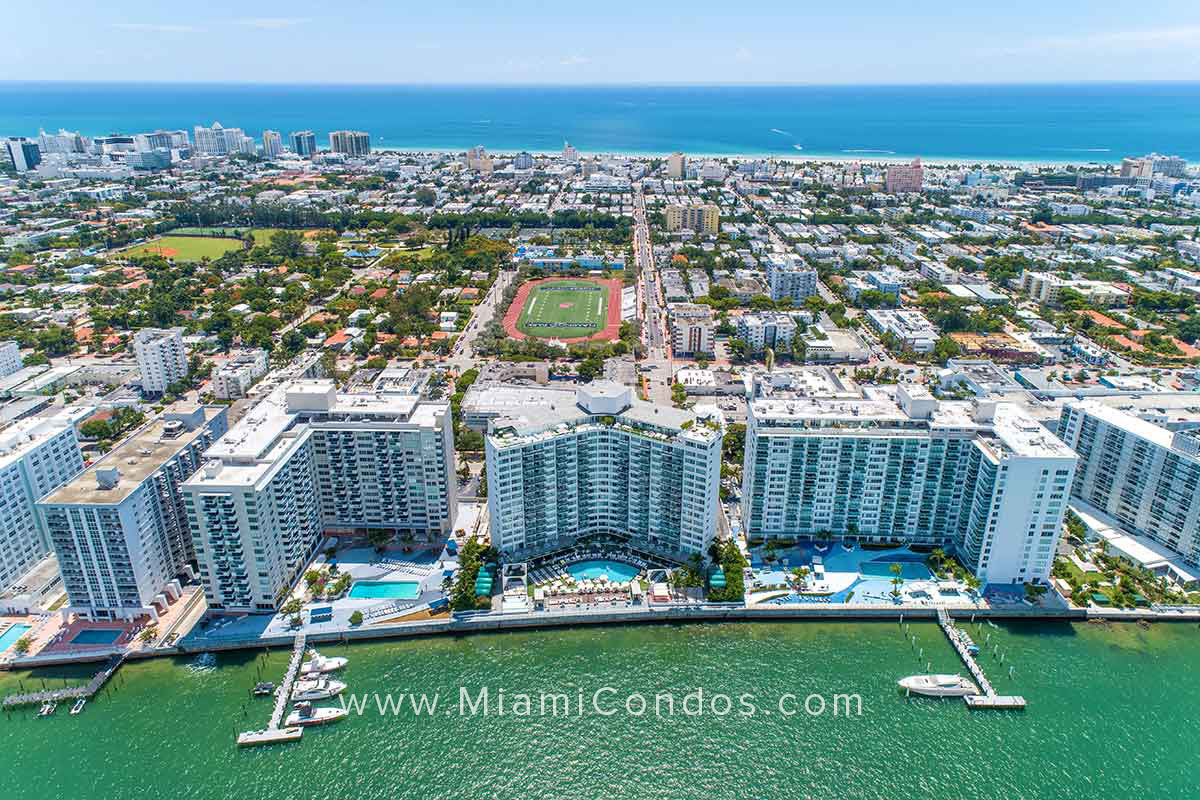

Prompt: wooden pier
xmin=2 ymin=653 xmax=125 ymax=711
xmin=936 ymin=609 xmax=1026 ymax=710
xmin=237 ymin=632 xmax=307 ymax=745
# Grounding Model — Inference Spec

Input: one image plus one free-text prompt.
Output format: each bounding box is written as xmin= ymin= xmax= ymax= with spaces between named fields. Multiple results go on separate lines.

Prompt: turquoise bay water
xmin=566 ymin=559 xmax=641 ymax=582
xmin=348 ymin=580 xmax=421 ymax=600
xmin=0 ymin=623 xmax=30 ymax=652
xmin=3 ymin=82 xmax=1199 ymax=162
xmin=1 ymin=621 xmax=1197 ymax=799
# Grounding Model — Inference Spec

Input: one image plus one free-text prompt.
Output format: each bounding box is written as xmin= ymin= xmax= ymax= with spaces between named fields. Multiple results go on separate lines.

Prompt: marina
xmin=936 ymin=609 xmax=1026 ymax=710
xmin=236 ymin=633 xmax=353 ymax=746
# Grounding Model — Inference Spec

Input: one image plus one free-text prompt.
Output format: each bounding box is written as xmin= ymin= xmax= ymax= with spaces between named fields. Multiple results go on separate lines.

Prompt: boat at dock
xmin=951 ymin=627 xmax=980 ymax=654
xmin=898 ymin=674 xmax=980 ymax=698
xmin=37 ymin=701 xmax=56 ymax=717
xmin=300 ymin=650 xmax=347 ymax=675
xmin=237 ymin=727 xmax=304 ymax=747
xmin=70 ymin=698 xmax=86 ymax=715
xmin=289 ymin=678 xmax=347 ymax=701
xmin=285 ymin=701 xmax=348 ymax=727
xmin=252 ymin=682 xmax=275 ymax=697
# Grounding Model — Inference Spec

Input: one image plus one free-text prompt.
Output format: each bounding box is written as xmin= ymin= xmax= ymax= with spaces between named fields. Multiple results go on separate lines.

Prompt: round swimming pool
xmin=567 ymin=560 xmax=639 ymax=582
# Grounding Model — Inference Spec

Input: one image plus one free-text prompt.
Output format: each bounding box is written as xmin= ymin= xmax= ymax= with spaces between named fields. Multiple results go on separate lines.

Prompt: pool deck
xmin=182 ymin=543 xmax=452 ymax=648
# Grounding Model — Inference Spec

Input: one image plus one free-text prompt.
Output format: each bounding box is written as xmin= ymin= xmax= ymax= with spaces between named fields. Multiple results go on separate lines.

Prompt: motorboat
xmin=252 ymin=681 xmax=275 ymax=697
xmin=286 ymin=701 xmax=348 ymax=727
xmin=301 ymin=650 xmax=347 ymax=675
xmin=70 ymin=698 xmax=86 ymax=715
xmin=898 ymin=674 xmax=979 ymax=697
xmin=37 ymin=701 xmax=56 ymax=717
xmin=290 ymin=678 xmax=347 ymax=701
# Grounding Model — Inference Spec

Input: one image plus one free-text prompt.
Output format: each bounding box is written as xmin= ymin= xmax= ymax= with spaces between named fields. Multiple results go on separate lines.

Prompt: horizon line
xmin=3 ymin=79 xmax=1200 ymax=89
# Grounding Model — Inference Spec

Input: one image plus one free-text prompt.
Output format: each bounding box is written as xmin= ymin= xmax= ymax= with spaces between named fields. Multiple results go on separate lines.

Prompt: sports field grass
xmin=124 ymin=235 xmax=245 ymax=262
xmin=516 ymin=279 xmax=608 ymax=338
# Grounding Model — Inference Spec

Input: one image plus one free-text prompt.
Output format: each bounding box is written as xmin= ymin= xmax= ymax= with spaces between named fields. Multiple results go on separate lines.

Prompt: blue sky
xmin=4 ymin=0 xmax=1200 ymax=84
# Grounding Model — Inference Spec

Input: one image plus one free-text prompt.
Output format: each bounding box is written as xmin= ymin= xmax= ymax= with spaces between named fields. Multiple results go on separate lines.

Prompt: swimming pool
xmin=859 ymin=556 xmax=932 ymax=581
xmin=71 ymin=629 xmax=123 ymax=645
xmin=567 ymin=560 xmax=639 ymax=582
xmin=348 ymin=580 xmax=421 ymax=600
xmin=0 ymin=623 xmax=30 ymax=652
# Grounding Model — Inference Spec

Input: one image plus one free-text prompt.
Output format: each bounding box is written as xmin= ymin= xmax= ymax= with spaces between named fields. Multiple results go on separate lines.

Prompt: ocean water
xmin=2 ymin=82 xmax=1199 ymax=163
xmin=1 ymin=621 xmax=1197 ymax=799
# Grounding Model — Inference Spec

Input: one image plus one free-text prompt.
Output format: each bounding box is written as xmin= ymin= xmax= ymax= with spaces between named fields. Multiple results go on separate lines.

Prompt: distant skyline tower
xmin=4 ymin=137 xmax=42 ymax=172
xmin=261 ymin=130 xmax=283 ymax=158
xmin=885 ymin=157 xmax=924 ymax=194
xmin=514 ymin=151 xmax=533 ymax=170
xmin=563 ymin=141 xmax=578 ymax=163
xmin=329 ymin=130 xmax=370 ymax=156
xmin=667 ymin=151 xmax=687 ymax=179
xmin=289 ymin=130 xmax=316 ymax=157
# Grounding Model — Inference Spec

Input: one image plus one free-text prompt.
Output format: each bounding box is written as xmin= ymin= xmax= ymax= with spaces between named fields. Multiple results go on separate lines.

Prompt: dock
xmin=936 ymin=609 xmax=1026 ymax=710
xmin=2 ymin=653 xmax=125 ymax=710
xmin=237 ymin=632 xmax=307 ymax=745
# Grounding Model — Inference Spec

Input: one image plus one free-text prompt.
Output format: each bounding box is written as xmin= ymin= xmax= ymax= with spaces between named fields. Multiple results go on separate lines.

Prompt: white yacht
xmin=286 ymin=701 xmax=349 ymax=726
xmin=300 ymin=649 xmax=348 ymax=676
xmin=898 ymin=674 xmax=979 ymax=697
xmin=290 ymin=678 xmax=347 ymax=701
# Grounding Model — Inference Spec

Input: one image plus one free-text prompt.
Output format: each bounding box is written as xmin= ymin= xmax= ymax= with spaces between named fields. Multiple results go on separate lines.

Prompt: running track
xmin=502 ymin=277 xmax=623 ymax=344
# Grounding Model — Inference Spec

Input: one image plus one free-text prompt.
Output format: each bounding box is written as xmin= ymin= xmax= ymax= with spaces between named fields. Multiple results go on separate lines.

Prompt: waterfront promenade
xmin=6 ymin=598 xmax=1196 ymax=672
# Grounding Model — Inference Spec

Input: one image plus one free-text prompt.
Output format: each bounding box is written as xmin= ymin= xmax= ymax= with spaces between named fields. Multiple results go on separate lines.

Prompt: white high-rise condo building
xmin=182 ymin=380 xmax=456 ymax=613
xmin=193 ymin=123 xmax=252 ymax=156
xmin=1058 ymin=400 xmax=1200 ymax=568
xmin=261 ymin=130 xmax=283 ymax=158
xmin=193 ymin=122 xmax=229 ymax=155
xmin=0 ymin=341 xmax=22 ymax=378
xmin=766 ymin=254 xmax=818 ymax=303
xmin=133 ymin=327 xmax=188 ymax=394
xmin=741 ymin=381 xmax=1077 ymax=585
xmin=0 ymin=412 xmax=85 ymax=592
xmin=329 ymin=130 xmax=370 ymax=157
xmin=486 ymin=382 xmax=724 ymax=559
xmin=38 ymin=407 xmax=229 ymax=620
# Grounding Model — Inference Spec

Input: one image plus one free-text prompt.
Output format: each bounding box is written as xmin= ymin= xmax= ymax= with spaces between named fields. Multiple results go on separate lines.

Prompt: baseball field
xmin=124 ymin=235 xmax=246 ymax=262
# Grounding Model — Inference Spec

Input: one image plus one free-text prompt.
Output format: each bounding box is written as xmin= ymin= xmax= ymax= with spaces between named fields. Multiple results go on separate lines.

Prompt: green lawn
xmin=124 ymin=235 xmax=245 ymax=262
xmin=249 ymin=228 xmax=285 ymax=246
xmin=517 ymin=279 xmax=608 ymax=338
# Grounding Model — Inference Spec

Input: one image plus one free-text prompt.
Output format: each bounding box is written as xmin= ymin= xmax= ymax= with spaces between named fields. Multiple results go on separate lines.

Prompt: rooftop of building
xmin=488 ymin=383 xmax=722 ymax=449
xmin=1067 ymin=398 xmax=1176 ymax=450
xmin=205 ymin=379 xmax=446 ymax=464
xmin=0 ymin=410 xmax=77 ymax=469
xmin=39 ymin=405 xmax=225 ymax=506
xmin=752 ymin=382 xmax=1074 ymax=458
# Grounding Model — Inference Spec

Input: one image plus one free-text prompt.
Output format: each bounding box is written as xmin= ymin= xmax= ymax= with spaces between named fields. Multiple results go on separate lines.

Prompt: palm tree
xmin=889 ymin=562 xmax=905 ymax=598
